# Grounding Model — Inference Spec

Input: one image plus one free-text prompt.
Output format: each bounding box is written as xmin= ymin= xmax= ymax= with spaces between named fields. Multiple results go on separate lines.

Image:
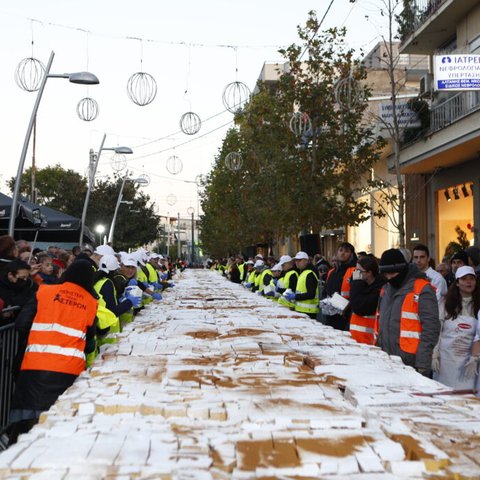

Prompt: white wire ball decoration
xmin=110 ymin=153 xmax=127 ymax=172
xmin=136 ymin=173 xmax=150 ymax=187
xmin=180 ymin=112 xmax=202 ymax=135
xmin=222 ymin=81 xmax=251 ymax=114
xmin=167 ymin=193 xmax=177 ymax=206
xmin=14 ymin=57 xmax=45 ymax=92
xmin=334 ymin=76 xmax=362 ymax=111
xmin=195 ymin=174 xmax=206 ymax=187
xmin=225 ymin=152 xmax=243 ymax=171
xmin=127 ymin=72 xmax=157 ymax=106
xmin=289 ymin=112 xmax=313 ymax=136
xmin=166 ymin=155 xmax=183 ymax=175
xmin=76 ymin=97 xmax=99 ymax=122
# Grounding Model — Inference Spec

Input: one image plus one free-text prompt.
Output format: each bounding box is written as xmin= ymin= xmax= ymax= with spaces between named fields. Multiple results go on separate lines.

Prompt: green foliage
xmin=200 ymin=11 xmax=383 ymax=256
xmin=395 ymin=0 xmax=417 ymax=41
xmin=443 ymin=225 xmax=471 ymax=259
xmin=8 ymin=165 xmax=160 ymax=250
xmin=7 ymin=164 xmax=87 ymax=217
xmin=402 ymin=97 xmax=430 ymax=145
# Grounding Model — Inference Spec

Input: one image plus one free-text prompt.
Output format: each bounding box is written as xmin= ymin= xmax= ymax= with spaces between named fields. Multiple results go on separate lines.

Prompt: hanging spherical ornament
xmin=222 ymin=81 xmax=251 ymax=114
xmin=166 ymin=155 xmax=183 ymax=175
xmin=127 ymin=72 xmax=157 ymax=106
xmin=136 ymin=173 xmax=151 ymax=187
xmin=110 ymin=153 xmax=127 ymax=172
xmin=195 ymin=174 xmax=206 ymax=187
xmin=14 ymin=57 xmax=45 ymax=92
xmin=167 ymin=193 xmax=177 ymax=206
xmin=289 ymin=112 xmax=312 ymax=136
xmin=76 ymin=97 xmax=99 ymax=122
xmin=225 ymin=152 xmax=243 ymax=171
xmin=180 ymin=112 xmax=202 ymax=135
xmin=334 ymin=76 xmax=362 ymax=111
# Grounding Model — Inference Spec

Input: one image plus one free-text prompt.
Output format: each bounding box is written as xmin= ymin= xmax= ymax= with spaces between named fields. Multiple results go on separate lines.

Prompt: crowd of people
xmin=0 ymin=235 xmax=177 ymax=445
xmin=214 ymin=242 xmax=480 ymax=395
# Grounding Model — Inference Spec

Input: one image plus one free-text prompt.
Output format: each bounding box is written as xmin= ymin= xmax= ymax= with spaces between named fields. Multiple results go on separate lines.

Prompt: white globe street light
xmin=95 ymin=224 xmax=106 ymax=245
xmin=9 ymin=50 xmax=99 ymax=238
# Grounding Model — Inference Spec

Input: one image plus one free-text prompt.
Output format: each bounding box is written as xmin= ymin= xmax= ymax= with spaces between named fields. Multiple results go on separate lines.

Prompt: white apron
xmin=435 ymin=313 xmax=477 ymax=390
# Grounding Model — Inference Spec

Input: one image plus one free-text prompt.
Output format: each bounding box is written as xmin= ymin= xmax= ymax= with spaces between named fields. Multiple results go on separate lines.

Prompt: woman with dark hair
xmin=0 ymin=235 xmax=18 ymax=275
xmin=349 ymin=255 xmax=386 ymax=345
xmin=432 ymin=266 xmax=480 ymax=390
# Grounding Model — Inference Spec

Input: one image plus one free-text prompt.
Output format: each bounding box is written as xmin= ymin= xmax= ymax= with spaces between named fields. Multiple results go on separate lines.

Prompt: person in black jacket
xmin=349 ymin=255 xmax=386 ymax=344
xmin=322 ymin=242 xmax=357 ymax=331
xmin=0 ymin=260 xmax=37 ymax=326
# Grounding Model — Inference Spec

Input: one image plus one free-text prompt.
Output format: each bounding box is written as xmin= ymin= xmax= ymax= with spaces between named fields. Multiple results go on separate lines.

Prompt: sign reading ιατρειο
xmin=434 ymin=55 xmax=480 ymax=91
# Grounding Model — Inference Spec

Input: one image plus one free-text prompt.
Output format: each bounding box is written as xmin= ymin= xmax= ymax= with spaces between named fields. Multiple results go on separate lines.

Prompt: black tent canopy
xmin=0 ymin=192 xmax=94 ymax=243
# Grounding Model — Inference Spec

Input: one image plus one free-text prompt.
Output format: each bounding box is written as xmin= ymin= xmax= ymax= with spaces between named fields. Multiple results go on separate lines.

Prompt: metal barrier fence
xmin=0 ymin=322 xmax=18 ymax=439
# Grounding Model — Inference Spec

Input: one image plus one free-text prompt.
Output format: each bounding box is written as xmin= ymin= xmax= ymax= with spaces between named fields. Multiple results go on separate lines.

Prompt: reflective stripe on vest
xmin=294 ymin=270 xmax=319 ymax=315
xmin=30 ymin=322 xmax=86 ymax=341
xmin=350 ymin=313 xmax=376 ymax=345
xmin=21 ymin=282 xmax=97 ymax=375
xmin=399 ymin=278 xmax=430 ymax=354
xmin=327 ymin=266 xmax=356 ymax=299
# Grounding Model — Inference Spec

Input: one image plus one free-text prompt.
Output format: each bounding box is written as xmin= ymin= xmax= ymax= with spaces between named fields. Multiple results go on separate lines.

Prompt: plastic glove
xmin=152 ymin=292 xmax=162 ymax=301
xmin=153 ymin=282 xmax=162 ymax=290
xmin=256 ymin=290 xmax=263 ymax=296
xmin=127 ymin=278 xmax=138 ymax=287
xmin=283 ymin=291 xmax=296 ymax=302
xmin=463 ymin=356 xmax=479 ymax=379
xmin=272 ymin=278 xmax=278 ymax=286
xmin=161 ymin=273 xmax=169 ymax=281
xmin=265 ymin=290 xmax=275 ymax=297
xmin=351 ymin=269 xmax=363 ymax=281
xmin=168 ymin=282 xmax=175 ymax=288
xmin=431 ymin=344 xmax=440 ymax=373
xmin=244 ymin=282 xmax=253 ymax=289
xmin=124 ymin=292 xmax=142 ymax=309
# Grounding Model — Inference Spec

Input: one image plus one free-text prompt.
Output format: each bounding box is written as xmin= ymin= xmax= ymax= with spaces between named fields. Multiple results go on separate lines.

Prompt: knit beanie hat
xmin=379 ymin=248 xmax=408 ymax=273
xmin=64 ymin=259 xmax=95 ymax=293
xmin=450 ymin=250 xmax=468 ymax=265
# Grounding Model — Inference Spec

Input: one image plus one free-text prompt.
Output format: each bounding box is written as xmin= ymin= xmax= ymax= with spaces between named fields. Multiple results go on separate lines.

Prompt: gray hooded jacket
xmin=377 ymin=264 xmax=440 ymax=372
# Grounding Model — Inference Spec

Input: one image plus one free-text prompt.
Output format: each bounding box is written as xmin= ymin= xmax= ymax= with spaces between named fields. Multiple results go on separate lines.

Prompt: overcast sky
xmin=0 ymin=0 xmax=390 ymax=219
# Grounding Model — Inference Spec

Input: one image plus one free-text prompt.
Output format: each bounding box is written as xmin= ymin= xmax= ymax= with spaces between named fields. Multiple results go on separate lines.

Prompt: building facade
xmin=397 ymin=0 xmax=480 ymax=260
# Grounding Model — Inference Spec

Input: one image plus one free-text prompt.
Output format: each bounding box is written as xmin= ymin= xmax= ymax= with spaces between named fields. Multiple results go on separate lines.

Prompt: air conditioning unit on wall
xmin=419 ymin=73 xmax=434 ymax=98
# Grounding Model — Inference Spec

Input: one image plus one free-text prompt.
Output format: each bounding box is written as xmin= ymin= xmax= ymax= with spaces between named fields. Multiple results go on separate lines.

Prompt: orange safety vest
xmin=375 ymin=278 xmax=431 ymax=354
xmin=326 ymin=267 xmax=356 ymax=299
xmin=350 ymin=312 xmax=376 ymax=345
xmin=21 ymin=282 xmax=98 ymax=376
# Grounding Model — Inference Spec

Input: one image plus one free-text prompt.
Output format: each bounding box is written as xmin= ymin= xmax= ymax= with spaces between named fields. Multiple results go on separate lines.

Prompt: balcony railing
xmin=399 ymin=0 xmax=447 ymax=41
xmin=431 ymin=91 xmax=480 ymax=132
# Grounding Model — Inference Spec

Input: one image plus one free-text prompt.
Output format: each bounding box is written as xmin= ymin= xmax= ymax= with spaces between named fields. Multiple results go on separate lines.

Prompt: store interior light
xmin=444 ymin=189 xmax=452 ymax=202
xmin=453 ymin=187 xmax=460 ymax=200
xmin=461 ymin=184 xmax=469 ymax=198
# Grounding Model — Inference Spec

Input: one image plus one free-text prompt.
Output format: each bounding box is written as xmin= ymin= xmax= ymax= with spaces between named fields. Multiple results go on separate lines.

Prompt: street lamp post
xmin=9 ymin=50 xmax=99 ymax=238
xmin=108 ymin=171 xmax=149 ymax=244
xmin=79 ymin=134 xmax=133 ymax=244
xmin=187 ymin=207 xmax=195 ymax=265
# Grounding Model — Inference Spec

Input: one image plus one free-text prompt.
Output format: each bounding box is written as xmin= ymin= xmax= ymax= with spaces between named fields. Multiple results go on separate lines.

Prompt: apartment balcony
xmin=393 ymin=91 xmax=480 ymax=173
xmin=399 ymin=0 xmax=478 ymax=54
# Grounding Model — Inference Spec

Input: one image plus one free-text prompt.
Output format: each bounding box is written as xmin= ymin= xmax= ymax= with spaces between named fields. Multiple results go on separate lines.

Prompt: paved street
xmin=1 ymin=269 xmax=479 ymax=479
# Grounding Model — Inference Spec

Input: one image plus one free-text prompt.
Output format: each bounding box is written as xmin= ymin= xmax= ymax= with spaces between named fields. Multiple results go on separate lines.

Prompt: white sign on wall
xmin=434 ymin=54 xmax=480 ymax=91
xmin=379 ymin=101 xmax=420 ymax=129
